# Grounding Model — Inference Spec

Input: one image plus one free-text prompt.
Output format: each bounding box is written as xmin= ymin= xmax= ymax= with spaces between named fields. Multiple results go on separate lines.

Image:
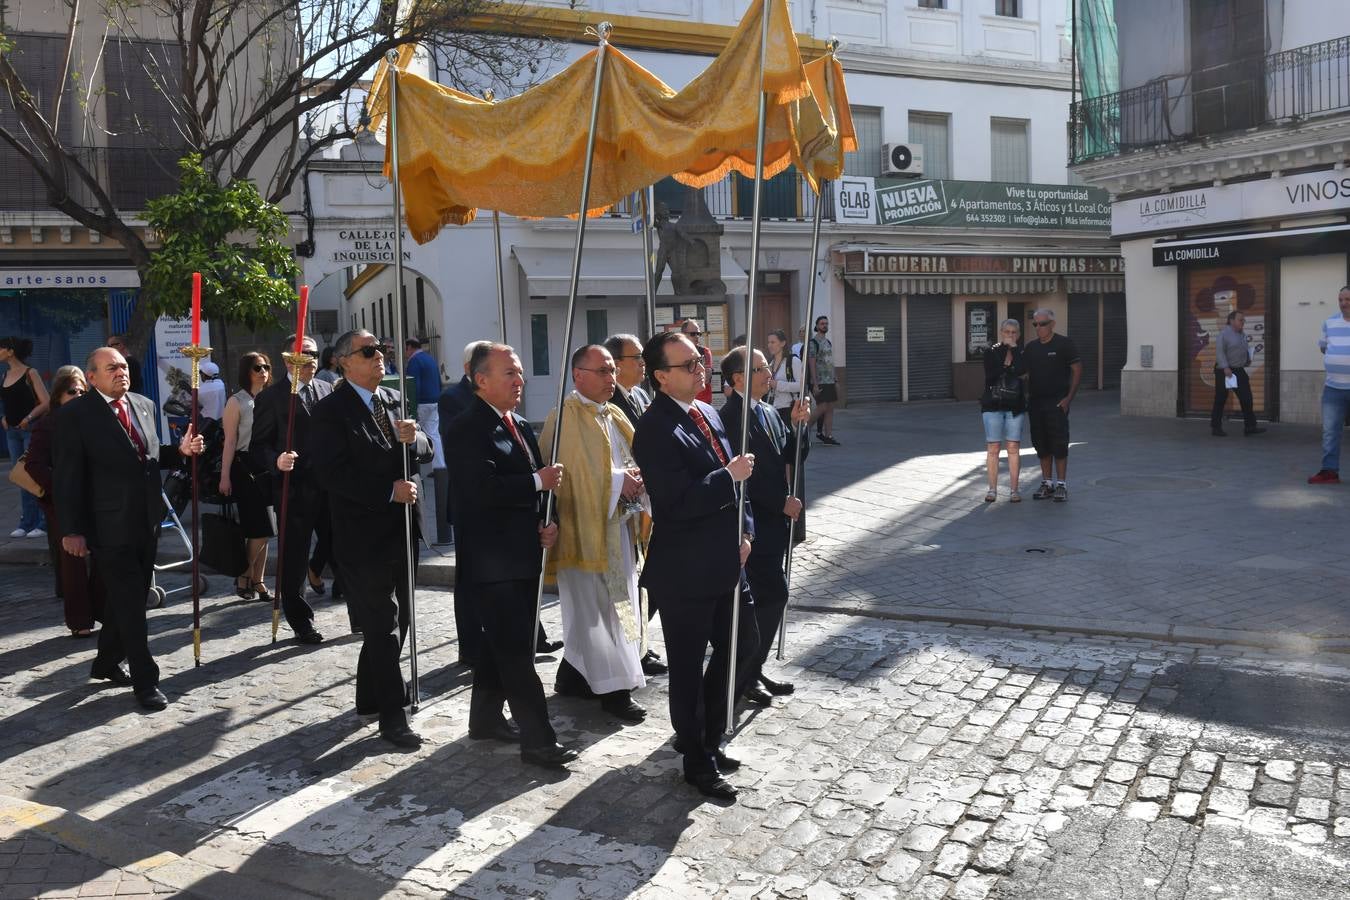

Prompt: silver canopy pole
xmin=493 ymin=210 xmax=507 ymax=342
xmin=639 ymin=186 xmax=657 ymax=335
xmin=532 ymin=22 xmax=614 ymax=651
xmin=779 ymin=177 xmax=827 ymax=660
xmin=385 ymin=51 xmax=421 ymax=711
xmin=726 ymin=0 xmax=772 ymax=736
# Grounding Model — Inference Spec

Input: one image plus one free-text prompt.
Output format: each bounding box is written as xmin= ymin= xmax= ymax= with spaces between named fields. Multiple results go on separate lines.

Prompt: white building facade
xmin=1071 ymin=1 xmax=1350 ymax=424
xmin=304 ymin=0 xmax=1122 ymax=416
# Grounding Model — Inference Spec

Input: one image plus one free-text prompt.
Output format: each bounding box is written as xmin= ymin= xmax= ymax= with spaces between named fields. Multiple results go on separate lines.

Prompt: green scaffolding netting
xmin=1070 ymin=0 xmax=1119 ymax=159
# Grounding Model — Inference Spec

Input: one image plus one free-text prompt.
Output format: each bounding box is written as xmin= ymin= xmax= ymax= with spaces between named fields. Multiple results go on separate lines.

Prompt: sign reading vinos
xmin=870 ymin=178 xmax=1111 ymax=231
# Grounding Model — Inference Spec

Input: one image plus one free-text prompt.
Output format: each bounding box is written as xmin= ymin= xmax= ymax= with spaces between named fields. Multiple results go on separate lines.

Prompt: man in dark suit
xmin=720 ymin=347 xmax=809 ymax=707
xmin=631 ymin=331 xmax=758 ymax=801
xmin=250 ymin=334 xmax=327 ymax=644
xmin=443 ymin=342 xmax=578 ymax=769
xmin=604 ymin=332 xmax=666 ymax=678
xmin=309 ymin=329 xmax=432 ymax=749
xmin=55 ymin=347 xmax=204 ymax=710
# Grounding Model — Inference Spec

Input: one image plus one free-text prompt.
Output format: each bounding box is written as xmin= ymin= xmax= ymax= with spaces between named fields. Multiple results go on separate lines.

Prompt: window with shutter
xmin=843 ymin=106 xmax=883 ymax=178
xmin=103 ymin=39 xmax=184 ymax=208
xmin=0 ymin=33 xmax=79 ymax=211
xmin=990 ymin=117 xmax=1030 ymax=183
xmin=907 ymin=111 xmax=951 ymax=180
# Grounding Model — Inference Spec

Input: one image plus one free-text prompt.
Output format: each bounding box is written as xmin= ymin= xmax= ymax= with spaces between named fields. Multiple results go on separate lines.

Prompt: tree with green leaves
xmin=0 ymin=0 xmax=555 ymax=351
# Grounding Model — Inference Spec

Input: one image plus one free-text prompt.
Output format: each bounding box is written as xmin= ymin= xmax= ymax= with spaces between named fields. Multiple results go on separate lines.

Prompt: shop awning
xmin=515 ymin=247 xmax=749 ymax=297
xmin=1066 ymin=275 xmax=1125 ymax=293
xmin=1152 ymin=222 xmax=1350 ymax=267
xmin=847 ymin=275 xmax=1061 ymax=295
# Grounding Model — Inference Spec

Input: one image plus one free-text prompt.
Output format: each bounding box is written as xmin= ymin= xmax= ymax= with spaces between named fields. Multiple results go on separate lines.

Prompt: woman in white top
xmin=219 ymin=351 xmax=276 ymax=600
xmin=765 ymin=329 xmax=805 ymax=424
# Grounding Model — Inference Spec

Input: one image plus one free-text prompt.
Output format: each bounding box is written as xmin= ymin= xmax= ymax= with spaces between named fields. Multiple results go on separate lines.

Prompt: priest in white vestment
xmin=540 ymin=345 xmax=648 ymax=722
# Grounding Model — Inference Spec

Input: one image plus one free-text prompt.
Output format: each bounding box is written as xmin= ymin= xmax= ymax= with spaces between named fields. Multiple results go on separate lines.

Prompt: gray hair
xmin=603 ymin=333 xmax=641 ymax=359
xmin=333 ymin=329 xmax=376 ymax=369
xmin=462 ymin=339 xmax=494 ymax=367
xmin=1031 ymin=308 xmax=1055 ymax=322
xmin=468 ymin=342 xmax=514 ymax=382
xmin=284 ymin=333 xmax=317 ymax=356
xmin=1000 ymin=318 xmax=1021 ymax=332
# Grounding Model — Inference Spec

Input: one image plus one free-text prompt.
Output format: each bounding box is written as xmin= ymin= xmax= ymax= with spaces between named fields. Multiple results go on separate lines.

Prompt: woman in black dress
xmin=219 ymin=352 xmax=276 ymax=600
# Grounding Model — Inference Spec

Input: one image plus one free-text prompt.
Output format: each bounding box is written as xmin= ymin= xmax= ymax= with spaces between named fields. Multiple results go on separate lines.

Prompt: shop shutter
xmin=906 ymin=295 xmax=953 ymax=400
xmin=843 ymin=288 xmax=902 ymax=402
xmin=1102 ymin=293 xmax=1128 ymax=389
xmin=1068 ymin=294 xmax=1100 ymax=390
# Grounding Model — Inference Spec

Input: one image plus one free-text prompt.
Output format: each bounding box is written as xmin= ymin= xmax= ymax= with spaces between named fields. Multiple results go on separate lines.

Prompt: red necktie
xmin=112 ymin=398 xmax=147 ymax=460
xmin=503 ymin=415 xmax=536 ymax=469
xmin=689 ymin=405 xmax=729 ymax=466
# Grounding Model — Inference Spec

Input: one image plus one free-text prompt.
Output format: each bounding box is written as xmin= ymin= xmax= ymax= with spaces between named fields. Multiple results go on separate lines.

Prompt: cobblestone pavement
xmin=1 ymin=558 xmax=1348 ymax=898
xmin=794 ymin=392 xmax=1350 ymax=644
xmin=0 ymin=833 xmax=175 ymax=899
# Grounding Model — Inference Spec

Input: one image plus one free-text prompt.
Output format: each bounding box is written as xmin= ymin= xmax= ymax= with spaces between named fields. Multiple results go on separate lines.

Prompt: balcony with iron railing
xmin=610 ymin=169 xmax=830 ymax=222
xmin=1070 ymin=35 xmax=1350 ymax=164
xmin=0 ymin=144 xmax=184 ymax=213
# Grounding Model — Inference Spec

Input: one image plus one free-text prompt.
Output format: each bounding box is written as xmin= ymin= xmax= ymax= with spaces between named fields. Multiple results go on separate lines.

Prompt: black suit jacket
xmin=437 ymin=375 xmax=475 ymax=474
xmin=250 ymin=374 xmax=332 ymax=502
xmin=631 ymin=392 xmax=752 ymax=596
xmin=309 ymin=381 xmax=432 ymax=549
xmin=443 ymin=395 xmax=546 ymax=585
xmin=610 ymin=385 xmax=649 ymax=430
xmin=53 ymin=391 xmax=181 ymax=549
xmin=721 ymin=393 xmax=805 ymax=561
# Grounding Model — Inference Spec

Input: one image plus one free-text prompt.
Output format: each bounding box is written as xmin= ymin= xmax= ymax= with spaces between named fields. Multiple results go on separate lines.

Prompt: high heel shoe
xmin=252 ymin=582 xmax=274 ymax=604
xmin=307 ymin=569 xmax=326 ymax=596
xmin=235 ymin=577 xmax=256 ymax=601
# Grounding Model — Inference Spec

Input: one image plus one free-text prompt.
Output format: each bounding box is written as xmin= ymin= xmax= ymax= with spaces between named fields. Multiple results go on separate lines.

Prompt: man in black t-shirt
xmin=1022 ymin=309 xmax=1082 ymax=502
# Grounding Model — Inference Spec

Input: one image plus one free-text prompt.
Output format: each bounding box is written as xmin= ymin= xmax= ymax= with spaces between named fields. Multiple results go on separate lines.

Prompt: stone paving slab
xmin=1 ymin=565 xmax=1348 ymax=898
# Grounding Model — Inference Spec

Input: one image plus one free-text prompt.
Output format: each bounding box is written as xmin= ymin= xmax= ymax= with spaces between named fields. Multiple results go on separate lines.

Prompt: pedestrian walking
xmin=1023 ymin=309 xmax=1081 ymax=502
xmin=981 ymin=320 xmax=1028 ymax=502
xmin=1209 ymin=311 xmax=1266 ymax=437
xmin=0 ymin=336 xmax=50 ymax=537
xmin=25 ymin=365 xmax=104 ymax=636
xmin=1309 ymin=286 xmax=1350 ymax=484
xmin=807 ymin=316 xmax=840 ymax=445
xmin=219 ymin=352 xmax=276 ymax=601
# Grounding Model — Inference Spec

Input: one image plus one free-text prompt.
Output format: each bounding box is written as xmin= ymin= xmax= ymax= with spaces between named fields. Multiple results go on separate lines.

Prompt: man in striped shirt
xmin=1309 ymin=286 xmax=1350 ymax=484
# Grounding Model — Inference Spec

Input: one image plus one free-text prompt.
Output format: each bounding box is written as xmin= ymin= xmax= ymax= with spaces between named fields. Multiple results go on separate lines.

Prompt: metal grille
xmin=906 ymin=295 xmax=953 ymax=401
xmin=1102 ymin=293 xmax=1128 ymax=389
xmin=843 ymin=289 xmax=902 ymax=403
xmin=1068 ymin=295 xmax=1100 ymax=390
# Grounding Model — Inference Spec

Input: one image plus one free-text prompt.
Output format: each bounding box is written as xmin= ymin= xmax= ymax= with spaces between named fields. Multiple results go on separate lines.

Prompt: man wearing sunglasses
xmin=310 ymin=329 xmax=433 ymax=749
xmin=1022 ymin=309 xmax=1081 ymax=502
xmin=251 ymin=334 xmax=328 ymax=643
xmin=680 ymin=318 xmax=714 ymax=404
xmin=632 ymin=331 xmax=757 ymax=802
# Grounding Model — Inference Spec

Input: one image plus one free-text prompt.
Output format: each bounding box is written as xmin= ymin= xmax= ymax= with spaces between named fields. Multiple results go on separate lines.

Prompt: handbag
xmin=7 ymin=452 xmax=44 ymax=498
xmin=992 ymin=372 xmax=1025 ymax=409
xmin=200 ymin=503 xmax=247 ymax=577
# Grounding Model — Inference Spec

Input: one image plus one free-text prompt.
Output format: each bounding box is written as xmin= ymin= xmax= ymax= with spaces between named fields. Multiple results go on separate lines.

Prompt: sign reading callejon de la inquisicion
xmin=832 ymin=177 xmax=1111 ymax=231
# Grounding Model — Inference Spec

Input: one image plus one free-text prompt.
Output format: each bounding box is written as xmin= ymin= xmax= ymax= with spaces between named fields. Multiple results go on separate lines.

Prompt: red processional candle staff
xmin=272 ymin=286 xmax=310 ymax=643
xmin=180 ymin=272 xmax=209 ymax=666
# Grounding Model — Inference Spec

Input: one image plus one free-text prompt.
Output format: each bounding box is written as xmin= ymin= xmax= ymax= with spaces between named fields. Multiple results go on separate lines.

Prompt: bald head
xmin=86 ymin=347 xmax=130 ymax=399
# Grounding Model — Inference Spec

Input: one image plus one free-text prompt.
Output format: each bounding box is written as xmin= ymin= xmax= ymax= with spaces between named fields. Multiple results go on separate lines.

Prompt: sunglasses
xmin=65 ymin=387 xmax=85 ymax=396
xmin=660 ymin=358 xmax=704 ymax=374
xmin=348 ymin=345 xmax=384 ymax=359
xmin=1032 ymin=320 xmax=1053 ymax=327
xmin=252 ymin=364 xmax=272 ymax=372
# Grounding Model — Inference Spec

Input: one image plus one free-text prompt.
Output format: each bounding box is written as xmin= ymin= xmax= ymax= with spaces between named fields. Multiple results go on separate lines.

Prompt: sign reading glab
xmin=832 ymin=177 xmax=877 ymax=225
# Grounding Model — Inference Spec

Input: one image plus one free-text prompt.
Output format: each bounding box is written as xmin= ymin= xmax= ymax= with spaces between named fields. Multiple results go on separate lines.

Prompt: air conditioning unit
xmin=883 ymin=143 xmax=925 ymax=177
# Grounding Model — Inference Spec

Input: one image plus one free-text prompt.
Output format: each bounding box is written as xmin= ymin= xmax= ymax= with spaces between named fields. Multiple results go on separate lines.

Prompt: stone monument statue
xmin=653 ymin=187 xmax=727 ymax=296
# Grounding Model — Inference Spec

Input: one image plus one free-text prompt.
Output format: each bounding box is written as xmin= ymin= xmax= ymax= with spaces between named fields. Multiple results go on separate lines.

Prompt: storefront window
xmin=530 ymin=313 xmax=550 ymax=376
xmin=965 ymin=301 xmax=998 ymax=361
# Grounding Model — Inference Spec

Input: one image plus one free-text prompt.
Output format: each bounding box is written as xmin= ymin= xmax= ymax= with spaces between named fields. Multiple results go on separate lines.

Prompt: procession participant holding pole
xmin=541 ymin=345 xmax=648 ymax=724
xmin=55 ymin=346 xmax=204 ymax=709
xmin=719 ymin=348 xmax=808 ymax=706
xmin=631 ymin=331 xmax=758 ymax=802
xmin=309 ymin=329 xmax=431 ymax=749
xmin=250 ymin=327 xmax=327 ymax=645
xmin=443 ymin=343 xmax=578 ymax=768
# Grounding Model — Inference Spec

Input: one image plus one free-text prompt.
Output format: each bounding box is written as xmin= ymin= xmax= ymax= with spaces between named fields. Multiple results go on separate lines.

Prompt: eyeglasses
xmin=615 ymin=354 xmax=643 ymax=361
xmin=683 ymin=330 xmax=703 ymax=337
xmin=751 ymin=365 xmax=772 ymax=374
xmin=252 ymin=364 xmax=272 ymax=372
xmin=659 ymin=357 xmax=704 ymax=374
xmin=576 ymin=366 xmax=617 ymax=376
xmin=1032 ymin=320 xmax=1053 ymax=327
xmin=347 ymin=345 xmax=383 ymax=359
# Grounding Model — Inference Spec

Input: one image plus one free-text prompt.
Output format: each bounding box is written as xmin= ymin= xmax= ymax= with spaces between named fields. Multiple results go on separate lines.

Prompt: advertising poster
xmin=153 ymin=315 xmax=212 ymax=441
xmin=1182 ymin=263 xmax=1268 ymax=417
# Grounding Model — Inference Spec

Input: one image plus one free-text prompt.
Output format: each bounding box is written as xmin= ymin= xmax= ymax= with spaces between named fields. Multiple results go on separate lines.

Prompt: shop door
xmin=843 ymin=289 xmax=902 ymax=402
xmin=1068 ymin=294 xmax=1100 ymax=390
xmin=752 ymin=274 xmax=792 ymax=348
xmin=1007 ymin=302 xmax=1029 ymax=346
xmin=1102 ymin=293 xmax=1127 ymax=389
xmin=906 ymin=295 xmax=953 ymax=400
xmin=1181 ymin=262 xmax=1274 ymax=418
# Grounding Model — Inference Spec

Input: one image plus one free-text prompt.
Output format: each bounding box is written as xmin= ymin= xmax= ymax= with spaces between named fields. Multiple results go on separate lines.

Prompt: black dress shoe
xmin=554 ymin=660 xmax=597 ymax=698
xmin=684 ymin=771 xmax=737 ymax=801
xmin=713 ymin=750 xmax=740 ymax=773
xmin=535 ymin=639 xmax=564 ymax=654
xmin=1211 ymin=427 xmax=1227 ymax=437
xmin=469 ymin=719 xmax=521 ymax=743
xmin=457 ymin=656 xmax=478 ymax=670
xmin=641 ymin=651 xmax=668 ymax=675
xmin=90 ymin=663 xmax=133 ymax=686
xmin=599 ymin=695 xmax=647 ymax=723
xmin=135 ymin=688 xmax=168 ymax=711
xmin=759 ymin=675 xmax=795 ymax=696
xmin=742 ymin=685 xmax=773 ymax=706
xmin=295 ymin=629 xmax=325 ymax=645
xmin=380 ymin=724 xmax=423 ymax=749
xmin=520 ymin=743 xmax=579 ymax=768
